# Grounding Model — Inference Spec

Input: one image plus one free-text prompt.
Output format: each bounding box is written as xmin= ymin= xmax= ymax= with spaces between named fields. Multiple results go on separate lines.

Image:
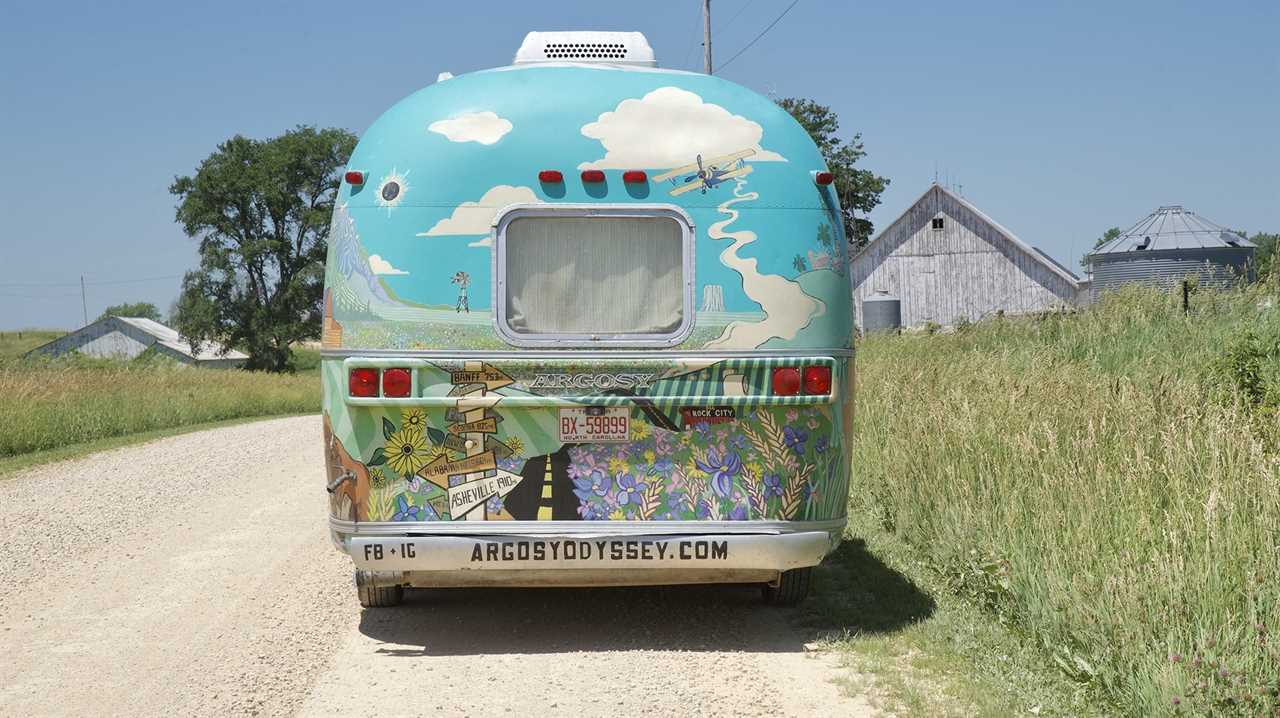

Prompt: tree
xmin=98 ymin=302 xmax=161 ymax=322
xmin=792 ymin=254 xmax=808 ymax=273
xmin=170 ymin=126 xmax=357 ymax=371
xmin=1244 ymin=232 xmax=1279 ymax=280
xmin=1080 ymin=227 xmax=1122 ymax=270
xmin=777 ymin=98 xmax=889 ymax=250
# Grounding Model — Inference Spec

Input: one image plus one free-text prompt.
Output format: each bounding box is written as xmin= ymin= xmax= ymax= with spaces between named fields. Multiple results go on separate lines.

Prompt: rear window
xmin=495 ymin=206 xmax=694 ymax=346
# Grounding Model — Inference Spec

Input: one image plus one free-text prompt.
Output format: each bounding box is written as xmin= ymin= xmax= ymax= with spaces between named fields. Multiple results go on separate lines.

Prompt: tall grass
xmin=854 ymin=285 xmax=1280 ymax=716
xmin=0 ymin=357 xmax=318 ymax=458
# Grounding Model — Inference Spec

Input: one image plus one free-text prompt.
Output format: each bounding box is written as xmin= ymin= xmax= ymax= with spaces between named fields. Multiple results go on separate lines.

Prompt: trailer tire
xmin=355 ymin=570 xmax=404 ymax=608
xmin=762 ymin=567 xmax=812 ymax=606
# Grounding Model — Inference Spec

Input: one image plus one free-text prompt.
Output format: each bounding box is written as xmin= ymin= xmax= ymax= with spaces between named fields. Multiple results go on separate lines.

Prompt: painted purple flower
xmin=579 ymin=501 xmax=608 ymax=520
xmin=653 ymin=430 xmax=676 ymax=455
xmin=729 ymin=504 xmax=749 ymax=521
xmin=730 ymin=433 xmax=749 ymax=450
xmin=566 ymin=453 xmax=599 ymax=480
xmin=815 ymin=436 xmax=829 ymax=454
xmin=763 ymin=473 xmax=784 ymax=498
xmin=486 ymin=495 xmax=504 ymax=515
xmin=695 ymin=448 xmax=742 ymax=498
xmin=783 ymin=426 xmax=809 ymax=455
xmin=652 ymin=457 xmax=674 ymax=474
xmin=572 ymin=469 xmax=613 ymax=503
xmin=667 ymin=490 xmax=687 ymax=510
xmin=615 ymin=473 xmax=648 ymax=506
xmin=393 ymin=494 xmax=422 ymax=521
xmin=695 ymin=500 xmax=712 ymax=520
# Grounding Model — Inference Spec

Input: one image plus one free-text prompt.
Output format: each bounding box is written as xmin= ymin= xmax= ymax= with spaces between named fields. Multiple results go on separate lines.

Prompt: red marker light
xmin=623 ymin=170 xmax=647 ymax=183
xmin=802 ymin=365 xmax=832 ymax=395
xmin=349 ymin=368 xmax=379 ymax=397
xmin=345 ymin=170 xmax=365 ymax=185
xmin=382 ymin=368 xmax=412 ymax=398
xmin=581 ymin=169 xmax=606 ymax=183
xmin=771 ymin=367 xmax=802 ymax=396
xmin=538 ymin=170 xmax=564 ymax=183
xmin=814 ymin=171 xmax=834 ymax=186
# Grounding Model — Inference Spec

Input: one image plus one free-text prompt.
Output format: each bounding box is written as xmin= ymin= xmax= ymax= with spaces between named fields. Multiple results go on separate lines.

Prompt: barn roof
xmin=857 ymin=183 xmax=1081 ymax=286
xmin=113 ymin=317 xmax=249 ymax=361
xmin=1091 ymin=205 xmax=1255 ymax=254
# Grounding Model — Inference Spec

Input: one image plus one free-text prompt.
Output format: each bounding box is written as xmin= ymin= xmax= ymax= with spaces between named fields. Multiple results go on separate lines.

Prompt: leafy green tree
xmin=1245 ymin=232 xmax=1278 ymax=280
xmin=98 ymin=302 xmax=161 ymax=322
xmin=1080 ymin=227 xmax=1122 ymax=269
xmin=777 ymin=98 xmax=889 ymax=250
xmin=793 ymin=254 xmax=808 ymax=273
xmin=170 ymin=126 xmax=357 ymax=372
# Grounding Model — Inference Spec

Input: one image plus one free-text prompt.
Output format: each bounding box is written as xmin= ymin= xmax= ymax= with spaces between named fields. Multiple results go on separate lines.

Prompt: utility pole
xmin=80 ymin=275 xmax=88 ymax=326
xmin=703 ymin=0 xmax=712 ymax=74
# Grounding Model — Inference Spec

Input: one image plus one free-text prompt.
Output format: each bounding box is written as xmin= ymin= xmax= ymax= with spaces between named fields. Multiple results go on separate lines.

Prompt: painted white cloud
xmin=579 ymin=86 xmax=787 ymax=169
xmin=417 ymin=185 xmax=539 ymax=237
xmin=368 ymin=254 xmax=408 ymax=275
xmin=428 ymin=111 xmax=513 ymax=145
xmin=467 ymin=237 xmax=493 ymax=248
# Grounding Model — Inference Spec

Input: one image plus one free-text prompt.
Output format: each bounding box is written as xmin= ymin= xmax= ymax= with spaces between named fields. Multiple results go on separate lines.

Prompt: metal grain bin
xmin=1087 ymin=205 xmax=1255 ymax=299
xmin=862 ymin=292 xmax=901 ymax=332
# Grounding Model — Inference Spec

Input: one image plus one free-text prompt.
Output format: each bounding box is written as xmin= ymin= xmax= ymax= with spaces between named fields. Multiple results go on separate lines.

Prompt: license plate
xmin=559 ymin=407 xmax=629 ymax=443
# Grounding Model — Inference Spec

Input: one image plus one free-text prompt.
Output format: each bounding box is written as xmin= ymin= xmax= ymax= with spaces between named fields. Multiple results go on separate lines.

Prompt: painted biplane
xmin=652 ymin=149 xmax=755 ymax=196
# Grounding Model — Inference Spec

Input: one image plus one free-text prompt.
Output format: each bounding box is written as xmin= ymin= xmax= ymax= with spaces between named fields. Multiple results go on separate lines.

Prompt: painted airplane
xmin=653 ymin=149 xmax=755 ymax=196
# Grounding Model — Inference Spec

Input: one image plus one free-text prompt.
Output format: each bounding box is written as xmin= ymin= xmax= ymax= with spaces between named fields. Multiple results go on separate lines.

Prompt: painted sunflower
xmin=385 ymin=428 xmax=431 ymax=476
xmin=368 ymin=466 xmax=387 ymax=488
xmin=401 ymin=407 xmax=429 ymax=432
xmin=503 ymin=435 xmax=524 ymax=458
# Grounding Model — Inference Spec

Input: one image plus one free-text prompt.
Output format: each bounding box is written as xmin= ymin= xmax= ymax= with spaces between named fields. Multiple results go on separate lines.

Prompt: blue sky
xmin=1 ymin=0 xmax=1276 ymax=330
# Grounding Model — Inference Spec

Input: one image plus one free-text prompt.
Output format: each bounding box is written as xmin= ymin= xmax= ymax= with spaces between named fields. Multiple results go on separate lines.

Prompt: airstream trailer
xmin=322 ymin=31 xmax=854 ymax=607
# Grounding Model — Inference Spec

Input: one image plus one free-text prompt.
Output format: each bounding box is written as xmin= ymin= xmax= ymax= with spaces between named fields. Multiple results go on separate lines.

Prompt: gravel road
xmin=0 ymin=416 xmax=874 ymax=717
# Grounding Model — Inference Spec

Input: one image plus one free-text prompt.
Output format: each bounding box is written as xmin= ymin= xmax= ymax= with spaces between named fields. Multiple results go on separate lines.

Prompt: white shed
xmin=850 ymin=184 xmax=1081 ymax=329
xmin=26 ymin=316 xmax=248 ymax=368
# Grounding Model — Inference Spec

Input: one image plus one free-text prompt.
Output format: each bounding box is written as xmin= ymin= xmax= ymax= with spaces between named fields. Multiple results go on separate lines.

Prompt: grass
xmin=0 ymin=349 xmax=320 ymax=464
xmin=806 ymin=511 xmax=1113 ymax=716
xmin=0 ymin=329 xmax=64 ymax=357
xmin=850 ymin=283 xmax=1280 ymax=716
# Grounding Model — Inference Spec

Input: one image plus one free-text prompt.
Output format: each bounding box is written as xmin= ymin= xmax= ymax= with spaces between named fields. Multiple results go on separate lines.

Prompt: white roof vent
xmin=514 ymin=31 xmax=656 ymax=67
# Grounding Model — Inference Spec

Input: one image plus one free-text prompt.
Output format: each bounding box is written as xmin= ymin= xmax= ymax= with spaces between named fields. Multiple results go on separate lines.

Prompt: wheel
xmin=355 ymin=570 xmax=404 ymax=608
xmin=762 ymin=566 xmax=812 ymax=606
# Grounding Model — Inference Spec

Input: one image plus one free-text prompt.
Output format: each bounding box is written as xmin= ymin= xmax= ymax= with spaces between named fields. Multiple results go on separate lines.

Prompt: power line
xmin=0 ymin=274 xmax=181 ymax=288
xmin=717 ymin=0 xmax=800 ymax=72
xmin=721 ymin=0 xmax=758 ymax=32
xmin=682 ymin=0 xmax=705 ymax=71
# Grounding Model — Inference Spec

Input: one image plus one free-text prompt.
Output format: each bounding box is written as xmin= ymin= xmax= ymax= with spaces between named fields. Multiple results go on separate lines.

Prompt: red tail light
xmin=345 ymin=170 xmax=365 ymax=185
xmin=771 ymin=367 xmax=801 ymax=396
xmin=382 ymin=368 xmax=412 ymax=398
xmin=349 ymin=368 xmax=378 ymax=397
xmin=802 ymin=366 xmax=832 ymax=395
xmin=538 ymin=170 xmax=563 ymax=183
xmin=814 ymin=171 xmax=834 ymax=186
xmin=623 ymin=170 xmax=647 ymax=183
xmin=581 ymin=169 xmax=606 ymax=183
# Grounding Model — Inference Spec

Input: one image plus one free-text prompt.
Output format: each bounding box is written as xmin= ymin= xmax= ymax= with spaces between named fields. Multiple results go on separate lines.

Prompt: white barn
xmin=26 ymin=316 xmax=248 ymax=368
xmin=851 ymin=184 xmax=1082 ymax=329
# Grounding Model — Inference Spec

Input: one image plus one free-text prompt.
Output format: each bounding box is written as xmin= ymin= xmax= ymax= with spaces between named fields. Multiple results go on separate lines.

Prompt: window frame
xmin=491 ymin=203 xmax=697 ymax=348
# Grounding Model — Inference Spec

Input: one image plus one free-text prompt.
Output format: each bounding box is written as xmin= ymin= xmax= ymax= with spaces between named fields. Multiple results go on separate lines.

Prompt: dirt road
xmin=0 ymin=416 xmax=875 ymax=717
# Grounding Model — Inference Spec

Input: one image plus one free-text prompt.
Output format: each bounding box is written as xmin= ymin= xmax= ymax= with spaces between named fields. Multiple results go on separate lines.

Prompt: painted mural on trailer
xmin=324 ymin=357 xmax=851 ymax=524
xmin=323 ymin=63 xmax=854 ymax=524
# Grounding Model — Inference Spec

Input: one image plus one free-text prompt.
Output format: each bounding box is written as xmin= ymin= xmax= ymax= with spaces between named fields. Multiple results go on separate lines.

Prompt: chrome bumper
xmin=346 ymin=530 xmax=835 ymax=573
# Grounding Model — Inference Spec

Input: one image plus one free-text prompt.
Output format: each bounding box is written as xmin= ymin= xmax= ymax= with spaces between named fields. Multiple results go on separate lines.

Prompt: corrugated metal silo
xmin=1088 ymin=205 xmax=1255 ymax=298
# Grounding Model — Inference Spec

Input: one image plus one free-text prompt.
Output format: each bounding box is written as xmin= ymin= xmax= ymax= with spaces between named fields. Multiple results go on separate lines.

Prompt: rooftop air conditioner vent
xmin=514 ymin=32 xmax=657 ymax=67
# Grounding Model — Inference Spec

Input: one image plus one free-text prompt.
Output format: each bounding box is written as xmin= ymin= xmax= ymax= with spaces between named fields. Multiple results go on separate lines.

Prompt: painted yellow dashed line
xmin=536 ymin=455 xmax=554 ymax=520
